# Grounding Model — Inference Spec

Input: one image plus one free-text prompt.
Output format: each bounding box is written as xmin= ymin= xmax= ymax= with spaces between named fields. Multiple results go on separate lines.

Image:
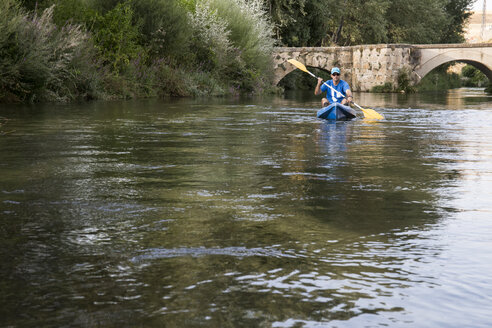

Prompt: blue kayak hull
xmin=317 ymin=103 xmax=357 ymax=120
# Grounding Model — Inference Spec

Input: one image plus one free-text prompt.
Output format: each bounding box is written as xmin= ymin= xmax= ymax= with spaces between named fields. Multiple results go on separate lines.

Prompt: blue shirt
xmin=320 ymin=79 xmax=350 ymax=104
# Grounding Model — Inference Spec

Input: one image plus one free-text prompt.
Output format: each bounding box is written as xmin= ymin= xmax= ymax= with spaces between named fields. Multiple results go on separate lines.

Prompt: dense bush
xmin=49 ymin=0 xmax=95 ymax=26
xmin=371 ymin=83 xmax=394 ymax=93
xmin=0 ymin=1 xmax=102 ymax=102
xmin=187 ymin=0 xmax=232 ymax=72
xmin=209 ymin=0 xmax=275 ymax=91
xmin=396 ymin=67 xmax=416 ymax=93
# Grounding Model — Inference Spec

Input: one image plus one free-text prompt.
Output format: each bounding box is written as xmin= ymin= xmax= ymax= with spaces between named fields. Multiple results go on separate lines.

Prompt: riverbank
xmin=1 ymin=1 xmax=487 ymax=105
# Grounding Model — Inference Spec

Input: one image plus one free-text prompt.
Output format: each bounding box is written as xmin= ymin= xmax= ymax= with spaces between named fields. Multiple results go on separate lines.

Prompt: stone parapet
xmin=273 ymin=43 xmax=492 ymax=91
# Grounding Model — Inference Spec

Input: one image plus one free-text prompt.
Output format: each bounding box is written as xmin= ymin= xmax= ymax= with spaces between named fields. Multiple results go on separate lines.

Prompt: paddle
xmin=287 ymin=59 xmax=384 ymax=120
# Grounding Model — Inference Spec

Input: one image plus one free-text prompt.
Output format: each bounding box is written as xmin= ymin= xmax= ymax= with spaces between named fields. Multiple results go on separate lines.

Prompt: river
xmin=1 ymin=89 xmax=492 ymax=327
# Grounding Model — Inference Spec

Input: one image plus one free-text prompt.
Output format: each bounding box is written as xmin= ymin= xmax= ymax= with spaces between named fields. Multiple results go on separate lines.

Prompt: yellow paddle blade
xmin=360 ymin=107 xmax=384 ymax=120
xmin=288 ymin=59 xmax=318 ymax=79
xmin=352 ymin=102 xmax=384 ymax=120
xmin=287 ymin=59 xmax=309 ymax=73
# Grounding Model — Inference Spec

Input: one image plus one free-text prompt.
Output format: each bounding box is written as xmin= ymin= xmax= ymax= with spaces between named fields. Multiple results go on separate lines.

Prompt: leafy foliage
xmin=461 ymin=65 xmax=489 ymax=87
xmin=371 ymin=82 xmax=394 ymax=93
xmin=269 ymin=0 xmax=333 ymax=46
xmin=267 ymin=0 xmax=474 ymax=46
xmin=396 ymin=67 xmax=416 ymax=93
xmin=49 ymin=0 xmax=95 ymax=26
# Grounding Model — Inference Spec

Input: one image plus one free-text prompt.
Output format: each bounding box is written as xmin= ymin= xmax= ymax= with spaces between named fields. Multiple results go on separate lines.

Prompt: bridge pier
xmin=273 ymin=43 xmax=492 ymax=92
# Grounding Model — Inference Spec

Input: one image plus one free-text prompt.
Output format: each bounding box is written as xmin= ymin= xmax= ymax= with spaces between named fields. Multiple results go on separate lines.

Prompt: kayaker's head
xmin=331 ymin=67 xmax=341 ymax=83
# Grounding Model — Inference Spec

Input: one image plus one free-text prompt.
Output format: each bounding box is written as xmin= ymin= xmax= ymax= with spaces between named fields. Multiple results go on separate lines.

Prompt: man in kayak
xmin=314 ymin=67 xmax=353 ymax=108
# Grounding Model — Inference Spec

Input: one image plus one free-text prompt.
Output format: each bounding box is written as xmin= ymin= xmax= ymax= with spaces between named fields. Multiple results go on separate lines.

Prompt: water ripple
xmin=131 ymin=246 xmax=297 ymax=262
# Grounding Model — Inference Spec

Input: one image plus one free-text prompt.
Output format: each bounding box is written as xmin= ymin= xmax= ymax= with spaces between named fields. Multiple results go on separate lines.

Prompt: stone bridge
xmin=273 ymin=43 xmax=492 ymax=91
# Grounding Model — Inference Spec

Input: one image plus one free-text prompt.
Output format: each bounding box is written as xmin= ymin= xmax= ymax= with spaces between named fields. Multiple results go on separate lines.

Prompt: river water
xmin=1 ymin=89 xmax=492 ymax=327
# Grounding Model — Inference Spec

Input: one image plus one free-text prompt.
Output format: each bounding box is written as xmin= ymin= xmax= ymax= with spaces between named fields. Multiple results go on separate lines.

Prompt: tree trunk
xmin=333 ymin=16 xmax=344 ymax=45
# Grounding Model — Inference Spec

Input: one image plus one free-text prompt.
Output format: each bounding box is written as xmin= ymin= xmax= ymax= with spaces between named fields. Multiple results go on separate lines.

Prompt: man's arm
xmin=314 ymin=78 xmax=323 ymax=95
xmin=345 ymin=88 xmax=353 ymax=104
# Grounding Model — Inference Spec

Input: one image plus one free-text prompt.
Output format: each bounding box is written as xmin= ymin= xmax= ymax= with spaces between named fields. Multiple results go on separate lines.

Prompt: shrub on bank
xmin=461 ymin=65 xmax=489 ymax=88
xmin=0 ymin=0 xmax=103 ymax=103
xmin=416 ymin=71 xmax=461 ymax=92
xmin=371 ymin=82 xmax=394 ymax=93
xmin=208 ymin=0 xmax=276 ymax=92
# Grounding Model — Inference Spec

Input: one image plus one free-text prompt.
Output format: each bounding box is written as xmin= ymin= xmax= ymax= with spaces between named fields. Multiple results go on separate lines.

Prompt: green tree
xmin=270 ymin=0 xmax=338 ymax=46
xmin=338 ymin=0 xmax=390 ymax=45
xmin=266 ymin=0 xmax=308 ymax=41
xmin=462 ymin=64 xmax=488 ymax=86
xmin=91 ymin=2 xmax=142 ymax=73
xmin=130 ymin=0 xmax=192 ymax=62
xmin=440 ymin=0 xmax=473 ymax=43
xmin=385 ymin=0 xmax=446 ymax=44
xmin=269 ymin=0 xmax=473 ymax=46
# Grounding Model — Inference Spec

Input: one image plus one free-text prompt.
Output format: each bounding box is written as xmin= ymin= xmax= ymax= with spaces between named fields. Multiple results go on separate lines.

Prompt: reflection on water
xmin=354 ymin=87 xmax=492 ymax=110
xmin=1 ymin=89 xmax=492 ymax=327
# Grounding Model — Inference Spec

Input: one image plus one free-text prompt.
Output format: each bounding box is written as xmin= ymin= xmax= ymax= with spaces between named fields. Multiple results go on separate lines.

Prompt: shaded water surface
xmin=1 ymin=89 xmax=492 ymax=327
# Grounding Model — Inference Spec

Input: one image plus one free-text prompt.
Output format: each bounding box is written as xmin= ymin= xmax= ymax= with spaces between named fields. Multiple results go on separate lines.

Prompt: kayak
xmin=317 ymin=103 xmax=357 ymax=120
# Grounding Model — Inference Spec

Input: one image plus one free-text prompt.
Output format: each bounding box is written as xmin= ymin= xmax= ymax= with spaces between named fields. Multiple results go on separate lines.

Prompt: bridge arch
xmin=274 ymin=62 xmax=331 ymax=86
xmin=273 ymin=46 xmax=355 ymax=86
xmin=274 ymin=64 xmax=296 ymax=85
xmin=415 ymin=47 xmax=492 ymax=82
